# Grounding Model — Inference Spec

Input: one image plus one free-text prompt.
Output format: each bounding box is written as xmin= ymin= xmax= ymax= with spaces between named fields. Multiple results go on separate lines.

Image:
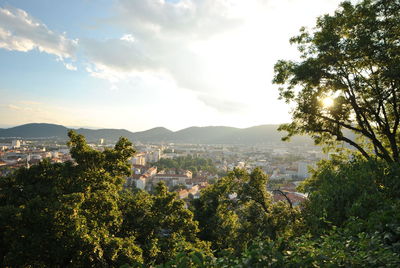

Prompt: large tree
xmin=119 ymin=182 xmax=210 ymax=265
xmin=0 ymin=131 xmax=143 ymax=266
xmin=192 ymin=168 xmax=299 ymax=255
xmin=273 ymin=0 xmax=400 ymax=163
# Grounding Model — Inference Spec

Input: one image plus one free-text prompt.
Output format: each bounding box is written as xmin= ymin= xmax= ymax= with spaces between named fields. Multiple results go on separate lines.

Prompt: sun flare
xmin=322 ymin=96 xmax=334 ymax=108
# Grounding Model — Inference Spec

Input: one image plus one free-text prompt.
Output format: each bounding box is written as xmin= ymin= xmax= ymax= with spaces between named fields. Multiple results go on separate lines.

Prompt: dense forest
xmin=1 ymin=0 xmax=400 ymax=266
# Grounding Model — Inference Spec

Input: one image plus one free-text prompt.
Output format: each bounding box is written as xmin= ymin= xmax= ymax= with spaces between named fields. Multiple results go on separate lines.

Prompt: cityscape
xmin=0 ymin=124 xmax=322 ymax=206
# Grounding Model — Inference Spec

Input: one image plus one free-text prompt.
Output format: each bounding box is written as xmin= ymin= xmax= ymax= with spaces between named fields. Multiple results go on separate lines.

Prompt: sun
xmin=321 ymin=96 xmax=334 ymax=108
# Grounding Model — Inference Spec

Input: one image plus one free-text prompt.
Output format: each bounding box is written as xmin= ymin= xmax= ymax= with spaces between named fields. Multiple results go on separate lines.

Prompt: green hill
xmin=0 ymin=123 xmax=311 ymax=145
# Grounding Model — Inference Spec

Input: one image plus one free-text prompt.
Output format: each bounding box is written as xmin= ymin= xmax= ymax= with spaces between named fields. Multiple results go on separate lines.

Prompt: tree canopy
xmin=0 ymin=131 xmax=209 ymax=267
xmin=273 ymin=0 xmax=400 ymax=163
xmin=192 ymin=168 xmax=299 ymax=256
xmin=153 ymin=155 xmax=217 ymax=176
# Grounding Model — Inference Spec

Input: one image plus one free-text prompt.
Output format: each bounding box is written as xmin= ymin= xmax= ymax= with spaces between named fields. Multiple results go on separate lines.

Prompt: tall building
xmin=131 ymin=153 xmax=146 ymax=166
xmin=146 ymin=149 xmax=162 ymax=163
xmin=11 ymin=140 xmax=21 ymax=148
xmin=153 ymin=149 xmax=162 ymax=162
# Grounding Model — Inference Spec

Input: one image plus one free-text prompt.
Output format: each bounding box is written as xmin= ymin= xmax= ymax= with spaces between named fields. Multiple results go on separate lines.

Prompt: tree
xmin=119 ymin=182 xmax=211 ymax=265
xmin=0 ymin=131 xmax=143 ymax=266
xmin=299 ymin=157 xmax=400 ymax=233
xmin=273 ymin=0 xmax=400 ymax=163
xmin=153 ymin=156 xmax=217 ymax=177
xmin=191 ymin=172 xmax=241 ymax=254
xmin=192 ymin=168 xmax=299 ymax=255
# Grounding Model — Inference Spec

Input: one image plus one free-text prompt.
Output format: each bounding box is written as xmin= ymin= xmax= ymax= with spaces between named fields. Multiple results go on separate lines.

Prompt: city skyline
xmin=1 ymin=0 xmax=344 ymax=132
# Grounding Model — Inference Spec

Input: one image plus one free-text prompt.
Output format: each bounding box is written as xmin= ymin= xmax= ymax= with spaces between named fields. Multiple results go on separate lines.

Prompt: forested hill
xmin=0 ymin=123 xmax=311 ymax=145
xmin=0 ymin=123 xmax=69 ymax=138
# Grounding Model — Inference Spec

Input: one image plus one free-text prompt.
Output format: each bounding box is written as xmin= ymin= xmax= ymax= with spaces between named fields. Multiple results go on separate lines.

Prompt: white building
xmin=153 ymin=149 xmax=162 ymax=162
xmin=131 ymin=153 xmax=146 ymax=166
xmin=0 ymin=145 xmax=8 ymax=151
xmin=31 ymin=154 xmax=42 ymax=160
xmin=153 ymin=174 xmax=188 ymax=186
xmin=11 ymin=140 xmax=21 ymax=148
xmin=146 ymin=149 xmax=162 ymax=163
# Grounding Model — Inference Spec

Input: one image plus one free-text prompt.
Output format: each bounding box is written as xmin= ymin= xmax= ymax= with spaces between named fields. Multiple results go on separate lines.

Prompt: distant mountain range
xmin=0 ymin=123 xmax=312 ymax=145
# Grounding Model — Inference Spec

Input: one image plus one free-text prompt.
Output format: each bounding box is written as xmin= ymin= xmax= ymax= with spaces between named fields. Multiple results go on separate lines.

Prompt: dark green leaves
xmin=273 ymin=0 xmax=400 ymax=163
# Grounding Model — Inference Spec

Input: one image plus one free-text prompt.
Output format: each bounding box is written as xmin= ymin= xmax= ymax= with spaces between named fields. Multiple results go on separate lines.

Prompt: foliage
xmin=119 ymin=182 xmax=211 ymax=265
xmin=162 ymin=226 xmax=400 ymax=267
xmin=0 ymin=131 xmax=208 ymax=267
xmin=175 ymin=157 xmax=400 ymax=267
xmin=273 ymin=0 xmax=400 ymax=163
xmin=0 ymin=131 xmax=141 ymax=267
xmin=231 ymin=227 xmax=400 ymax=267
xmin=282 ymin=228 xmax=400 ymax=267
xmin=299 ymin=157 xmax=400 ymax=233
xmin=156 ymin=246 xmax=215 ymax=268
xmin=154 ymin=155 xmax=217 ymax=176
xmin=192 ymin=168 xmax=300 ymax=256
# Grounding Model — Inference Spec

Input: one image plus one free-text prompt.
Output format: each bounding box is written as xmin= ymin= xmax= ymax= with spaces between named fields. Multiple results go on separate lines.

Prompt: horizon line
xmin=0 ymin=122 xmax=289 ymax=133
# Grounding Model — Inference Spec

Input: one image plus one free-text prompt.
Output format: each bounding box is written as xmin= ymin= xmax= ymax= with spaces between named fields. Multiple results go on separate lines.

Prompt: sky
xmin=0 ymin=0 xmax=344 ymax=132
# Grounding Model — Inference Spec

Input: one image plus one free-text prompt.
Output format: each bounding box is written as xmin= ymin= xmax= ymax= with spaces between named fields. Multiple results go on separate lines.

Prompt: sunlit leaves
xmin=273 ymin=0 xmax=400 ymax=162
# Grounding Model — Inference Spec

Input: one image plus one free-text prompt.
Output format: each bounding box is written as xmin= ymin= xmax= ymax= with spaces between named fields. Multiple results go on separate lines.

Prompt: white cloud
xmin=64 ymin=63 xmax=77 ymax=71
xmin=7 ymin=104 xmax=22 ymax=111
xmin=0 ymin=7 xmax=78 ymax=59
xmin=6 ymin=102 xmax=43 ymax=113
xmin=114 ymin=0 xmax=244 ymax=39
xmin=81 ymin=0 xmax=247 ymax=110
xmin=197 ymin=94 xmax=248 ymax=113
xmin=83 ymin=37 xmax=156 ymax=73
xmin=81 ymin=0 xmax=343 ymax=116
xmin=120 ymin=34 xmax=135 ymax=43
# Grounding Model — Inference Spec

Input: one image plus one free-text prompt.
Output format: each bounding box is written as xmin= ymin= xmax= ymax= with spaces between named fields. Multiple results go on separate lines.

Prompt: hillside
xmin=0 ymin=123 xmax=311 ymax=145
xmin=0 ymin=123 xmax=69 ymax=138
xmin=171 ymin=126 xmax=238 ymax=143
xmin=130 ymin=127 xmax=174 ymax=142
